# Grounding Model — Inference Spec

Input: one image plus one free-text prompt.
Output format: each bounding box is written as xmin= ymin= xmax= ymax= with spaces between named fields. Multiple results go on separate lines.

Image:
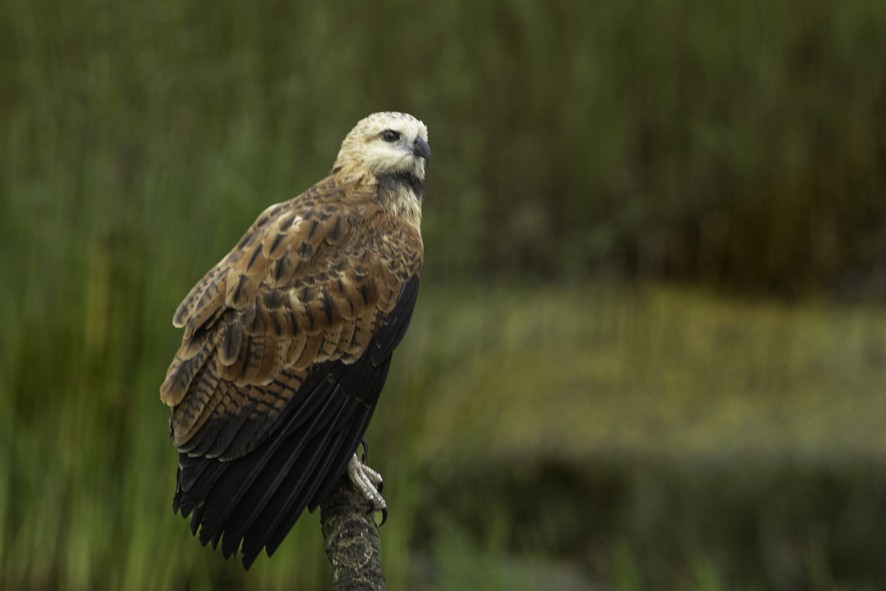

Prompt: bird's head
xmin=333 ymin=112 xmax=430 ymax=181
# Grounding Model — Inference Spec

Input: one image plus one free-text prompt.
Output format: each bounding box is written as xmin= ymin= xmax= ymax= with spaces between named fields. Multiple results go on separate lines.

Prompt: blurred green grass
xmin=3 ymin=0 xmax=886 ymax=293
xmin=3 ymin=0 xmax=886 ymax=589
xmin=2 ymin=281 xmax=885 ymax=589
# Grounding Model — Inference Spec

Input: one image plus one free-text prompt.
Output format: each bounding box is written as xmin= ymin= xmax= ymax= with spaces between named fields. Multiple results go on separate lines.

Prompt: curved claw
xmin=359 ymin=437 xmax=369 ymax=463
xmin=366 ymin=505 xmax=389 ymax=527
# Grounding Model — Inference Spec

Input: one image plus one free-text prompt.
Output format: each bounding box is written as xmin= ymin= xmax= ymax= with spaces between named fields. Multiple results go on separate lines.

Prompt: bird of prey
xmin=160 ymin=112 xmax=429 ymax=569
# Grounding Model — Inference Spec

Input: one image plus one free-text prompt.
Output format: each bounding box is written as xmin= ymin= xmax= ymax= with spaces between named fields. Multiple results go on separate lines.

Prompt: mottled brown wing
xmin=174 ymin=274 xmax=420 ymax=569
xmin=160 ymin=175 xmax=423 ymax=461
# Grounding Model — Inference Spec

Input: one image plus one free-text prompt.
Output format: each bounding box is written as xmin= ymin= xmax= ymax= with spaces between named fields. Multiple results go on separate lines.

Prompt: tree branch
xmin=320 ymin=476 xmax=386 ymax=590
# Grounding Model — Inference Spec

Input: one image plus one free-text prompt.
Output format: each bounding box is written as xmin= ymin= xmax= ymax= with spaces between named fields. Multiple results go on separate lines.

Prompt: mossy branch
xmin=320 ymin=477 xmax=386 ymax=590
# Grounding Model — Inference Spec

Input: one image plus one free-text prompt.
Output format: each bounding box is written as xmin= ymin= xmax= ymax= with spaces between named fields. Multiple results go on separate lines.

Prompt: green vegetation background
xmin=2 ymin=0 xmax=885 ymax=589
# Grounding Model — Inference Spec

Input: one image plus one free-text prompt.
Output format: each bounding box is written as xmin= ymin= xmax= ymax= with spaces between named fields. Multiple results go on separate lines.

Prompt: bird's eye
xmin=381 ymin=130 xmax=400 ymax=142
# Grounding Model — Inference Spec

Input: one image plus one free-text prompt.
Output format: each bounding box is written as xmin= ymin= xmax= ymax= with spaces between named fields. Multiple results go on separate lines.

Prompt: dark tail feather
xmin=264 ymin=359 xmax=392 ymax=556
xmin=193 ymin=377 xmax=335 ymax=548
xmin=238 ymin=389 xmax=355 ymax=566
xmin=213 ymin=391 xmax=343 ymax=555
xmin=261 ymin=398 xmax=368 ymax=559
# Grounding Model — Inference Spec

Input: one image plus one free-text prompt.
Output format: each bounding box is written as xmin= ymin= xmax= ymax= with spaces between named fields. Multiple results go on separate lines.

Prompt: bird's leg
xmin=347 ymin=453 xmax=388 ymax=525
xmin=359 ymin=436 xmax=369 ymax=463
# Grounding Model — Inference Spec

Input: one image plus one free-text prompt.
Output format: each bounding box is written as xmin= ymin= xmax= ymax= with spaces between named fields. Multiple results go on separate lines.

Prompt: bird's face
xmin=334 ymin=112 xmax=431 ymax=180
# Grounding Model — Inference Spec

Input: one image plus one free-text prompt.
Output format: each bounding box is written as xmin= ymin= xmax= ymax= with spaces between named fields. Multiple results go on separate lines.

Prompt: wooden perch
xmin=320 ymin=477 xmax=386 ymax=590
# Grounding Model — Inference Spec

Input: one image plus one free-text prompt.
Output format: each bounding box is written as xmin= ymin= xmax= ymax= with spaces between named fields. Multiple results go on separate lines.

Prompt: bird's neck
xmin=375 ymin=172 xmax=423 ymax=230
xmin=330 ymin=164 xmax=424 ymax=230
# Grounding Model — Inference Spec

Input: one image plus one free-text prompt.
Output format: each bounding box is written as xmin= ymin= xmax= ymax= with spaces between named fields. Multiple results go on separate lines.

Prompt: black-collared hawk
xmin=159 ymin=112 xmax=429 ymax=568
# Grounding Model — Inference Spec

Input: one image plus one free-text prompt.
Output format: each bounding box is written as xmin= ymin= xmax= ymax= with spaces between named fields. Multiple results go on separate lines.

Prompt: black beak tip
xmin=413 ymin=137 xmax=431 ymax=163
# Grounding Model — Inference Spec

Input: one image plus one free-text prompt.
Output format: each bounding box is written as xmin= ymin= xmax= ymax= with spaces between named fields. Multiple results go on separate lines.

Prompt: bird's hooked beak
xmin=412 ymin=136 xmax=431 ymax=164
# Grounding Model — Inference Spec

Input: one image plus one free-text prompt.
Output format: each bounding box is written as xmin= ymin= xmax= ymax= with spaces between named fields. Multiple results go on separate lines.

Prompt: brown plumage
xmin=160 ymin=112 xmax=429 ymax=568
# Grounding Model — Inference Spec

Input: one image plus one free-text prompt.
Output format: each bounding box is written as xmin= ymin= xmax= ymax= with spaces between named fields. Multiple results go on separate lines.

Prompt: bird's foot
xmin=347 ymin=453 xmax=388 ymax=525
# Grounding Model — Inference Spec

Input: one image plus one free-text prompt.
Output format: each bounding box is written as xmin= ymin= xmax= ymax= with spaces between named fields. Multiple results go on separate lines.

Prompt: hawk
xmin=160 ymin=112 xmax=429 ymax=568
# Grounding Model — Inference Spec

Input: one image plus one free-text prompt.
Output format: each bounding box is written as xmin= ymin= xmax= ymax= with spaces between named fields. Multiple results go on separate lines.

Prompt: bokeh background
xmin=2 ymin=1 xmax=886 ymax=589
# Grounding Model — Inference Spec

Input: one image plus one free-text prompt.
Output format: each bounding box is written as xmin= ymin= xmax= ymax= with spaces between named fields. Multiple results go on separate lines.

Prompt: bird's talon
xmin=347 ymin=453 xmax=388 ymax=521
xmin=359 ymin=437 xmax=369 ymax=463
xmin=364 ymin=503 xmax=387 ymax=527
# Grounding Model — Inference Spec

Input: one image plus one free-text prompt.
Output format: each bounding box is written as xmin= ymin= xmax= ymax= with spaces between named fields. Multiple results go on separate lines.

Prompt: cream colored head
xmin=333 ymin=112 xmax=430 ymax=180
